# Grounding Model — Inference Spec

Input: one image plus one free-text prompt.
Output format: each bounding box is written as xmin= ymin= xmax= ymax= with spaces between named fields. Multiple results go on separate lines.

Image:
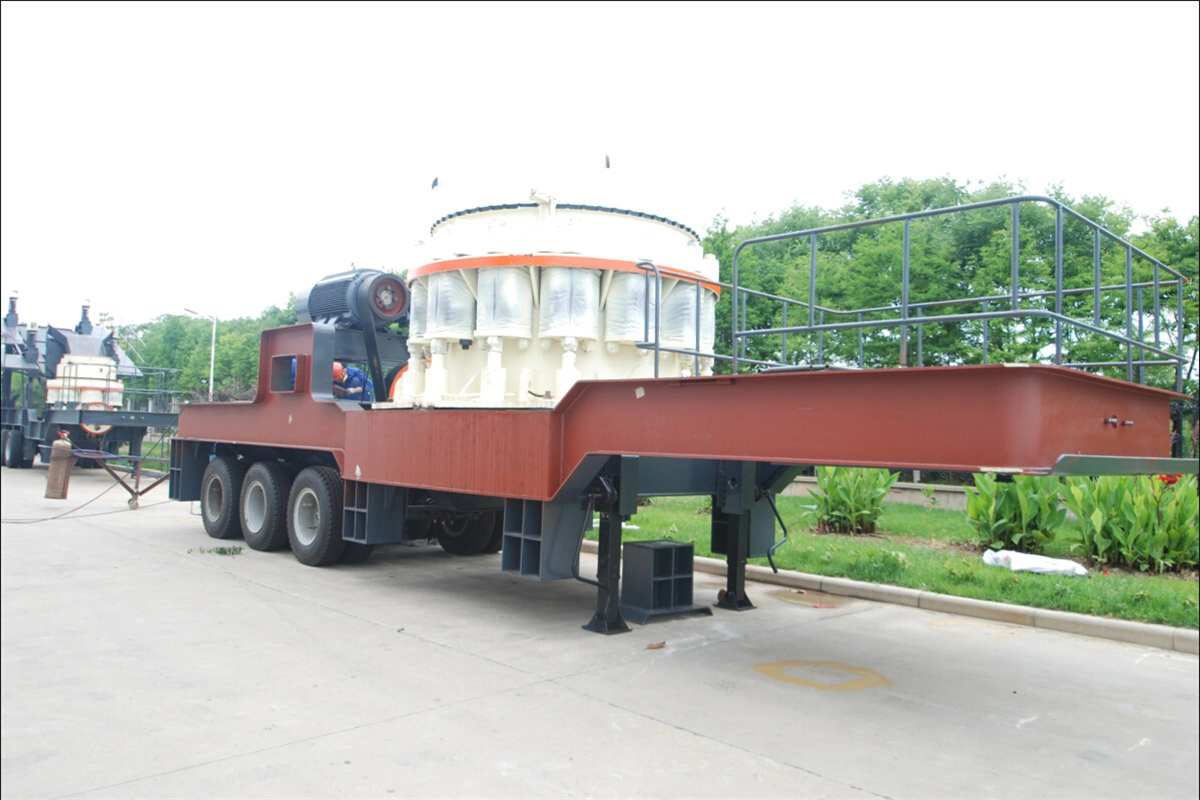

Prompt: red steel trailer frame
xmin=170 ymin=323 xmax=1187 ymax=633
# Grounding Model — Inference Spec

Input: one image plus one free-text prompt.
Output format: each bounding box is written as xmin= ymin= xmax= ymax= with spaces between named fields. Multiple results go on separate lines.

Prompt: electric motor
xmin=296 ymin=269 xmax=408 ymax=330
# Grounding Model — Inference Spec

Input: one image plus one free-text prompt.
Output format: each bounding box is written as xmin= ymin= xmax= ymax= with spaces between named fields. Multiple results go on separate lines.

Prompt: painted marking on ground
xmin=754 ymin=660 xmax=891 ymax=691
xmin=929 ymin=618 xmax=1021 ymax=641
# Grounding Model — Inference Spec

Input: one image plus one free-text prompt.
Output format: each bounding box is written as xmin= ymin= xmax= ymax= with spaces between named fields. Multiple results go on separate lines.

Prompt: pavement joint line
xmin=167 ymin=559 xmax=586 ymax=682
xmin=118 ymin=520 xmax=814 ymax=686
xmin=67 ymin=522 xmax=580 ymax=684
xmin=71 ymin=655 xmax=875 ymax=800
xmin=58 ymin=674 xmax=556 ymax=799
xmin=152 ymin=536 xmax=686 ymax=686
xmin=580 ymin=540 xmax=1199 ymax=655
xmin=549 ymin=678 xmax=890 ymax=800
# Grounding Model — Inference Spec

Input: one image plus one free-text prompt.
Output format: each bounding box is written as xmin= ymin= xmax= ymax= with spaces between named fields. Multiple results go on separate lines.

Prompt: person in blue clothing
xmin=333 ymin=361 xmax=374 ymax=402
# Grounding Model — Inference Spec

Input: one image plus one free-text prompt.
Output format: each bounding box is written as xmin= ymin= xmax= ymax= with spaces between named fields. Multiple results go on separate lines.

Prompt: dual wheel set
xmin=1 ymin=429 xmax=34 ymax=468
xmin=198 ymin=456 xmax=501 ymax=566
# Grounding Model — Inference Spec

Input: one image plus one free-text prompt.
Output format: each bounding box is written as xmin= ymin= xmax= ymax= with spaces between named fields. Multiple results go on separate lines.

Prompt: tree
xmin=134 ymin=293 xmax=299 ymax=400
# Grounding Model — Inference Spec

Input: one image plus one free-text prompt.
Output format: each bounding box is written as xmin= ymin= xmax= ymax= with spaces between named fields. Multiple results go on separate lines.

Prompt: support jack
xmin=712 ymin=499 xmax=756 ymax=612
xmin=581 ymin=479 xmax=630 ymax=635
xmin=715 ymin=587 xmax=755 ymax=612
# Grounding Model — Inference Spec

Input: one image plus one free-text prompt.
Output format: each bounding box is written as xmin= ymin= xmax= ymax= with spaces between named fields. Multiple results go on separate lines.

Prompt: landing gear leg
xmin=583 ymin=493 xmax=630 ymax=635
xmin=716 ymin=511 xmax=754 ymax=611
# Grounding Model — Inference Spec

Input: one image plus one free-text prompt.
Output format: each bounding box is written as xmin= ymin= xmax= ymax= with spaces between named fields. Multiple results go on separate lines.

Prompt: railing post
xmin=1011 ymin=202 xmax=1020 ymax=311
xmin=808 ymin=234 xmax=817 ymax=329
xmin=901 ymin=219 xmax=911 ymax=367
xmin=982 ymin=300 xmax=989 ymax=364
xmin=1125 ymin=247 xmax=1134 ymax=382
xmin=1093 ymin=229 xmax=1102 ymax=327
xmin=781 ymin=303 xmax=788 ymax=366
xmin=637 ymin=261 xmax=662 ymax=378
xmin=1177 ymin=276 xmax=1185 ymax=392
xmin=1054 ymin=205 xmax=1063 ymax=365
xmin=732 ymin=247 xmax=742 ymax=374
xmin=857 ymin=312 xmax=864 ymax=368
xmin=1152 ymin=264 xmax=1161 ymax=353
xmin=654 ymin=268 xmax=660 ymax=377
xmin=1137 ymin=287 xmax=1145 ymax=385
xmin=916 ymin=307 xmax=923 ymax=367
xmin=817 ymin=309 xmax=825 ymax=364
xmin=809 ymin=234 xmax=819 ymax=368
xmin=740 ymin=292 xmax=747 ymax=363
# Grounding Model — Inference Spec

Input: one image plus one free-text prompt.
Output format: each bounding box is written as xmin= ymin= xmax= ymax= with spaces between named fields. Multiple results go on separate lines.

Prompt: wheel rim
xmin=203 ymin=477 xmax=223 ymax=523
xmin=439 ymin=515 xmax=469 ymax=538
xmin=293 ymin=487 xmax=320 ymax=546
xmin=244 ymin=481 xmax=266 ymax=533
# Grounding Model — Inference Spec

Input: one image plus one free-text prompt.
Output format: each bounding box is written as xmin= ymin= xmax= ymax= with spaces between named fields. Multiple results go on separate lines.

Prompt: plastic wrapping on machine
xmin=408 ymin=278 xmax=428 ymax=341
xmin=660 ymin=282 xmax=717 ymax=352
xmin=604 ymin=271 xmax=657 ymax=343
xmin=476 ymin=267 xmax=534 ymax=339
xmin=700 ymin=290 xmax=716 ymax=352
xmin=539 ymin=268 xmax=600 ymax=340
xmin=425 ymin=270 xmax=476 ymax=340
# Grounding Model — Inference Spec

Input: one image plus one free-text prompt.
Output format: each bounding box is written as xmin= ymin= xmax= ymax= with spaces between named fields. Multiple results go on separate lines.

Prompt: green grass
xmin=187 ymin=546 xmax=243 ymax=556
xmin=138 ymin=433 xmax=175 ymax=461
xmin=593 ymin=496 xmax=1199 ymax=630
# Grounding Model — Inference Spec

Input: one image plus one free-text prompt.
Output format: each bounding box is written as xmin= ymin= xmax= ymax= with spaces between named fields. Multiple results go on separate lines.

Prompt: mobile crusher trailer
xmin=168 ymin=187 xmax=1195 ymax=633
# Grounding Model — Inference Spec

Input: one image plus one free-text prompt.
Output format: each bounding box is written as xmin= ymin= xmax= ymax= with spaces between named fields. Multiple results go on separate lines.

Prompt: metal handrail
xmin=635 ymin=261 xmax=663 ymax=378
xmin=750 ymin=308 xmax=1182 ymax=362
xmin=729 ymin=195 xmax=1189 ymax=388
xmin=634 ymin=261 xmax=721 ymax=378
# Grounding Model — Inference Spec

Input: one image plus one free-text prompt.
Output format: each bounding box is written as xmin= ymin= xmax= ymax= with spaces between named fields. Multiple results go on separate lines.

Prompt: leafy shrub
xmin=942 ymin=557 xmax=981 ymax=583
xmin=844 ymin=549 xmax=909 ymax=583
xmin=965 ymin=474 xmax=1065 ymax=553
xmin=802 ymin=467 xmax=899 ymax=534
xmin=1060 ymin=474 xmax=1128 ymax=565
xmin=1061 ymin=474 xmax=1198 ymax=572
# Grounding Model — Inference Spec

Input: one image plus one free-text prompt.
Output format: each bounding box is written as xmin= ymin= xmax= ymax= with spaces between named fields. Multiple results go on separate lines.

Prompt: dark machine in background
xmin=1 ymin=296 xmax=178 ymax=467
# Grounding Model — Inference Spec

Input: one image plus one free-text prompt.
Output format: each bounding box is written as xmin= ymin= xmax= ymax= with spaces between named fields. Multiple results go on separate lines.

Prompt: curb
xmin=579 ymin=540 xmax=1198 ymax=654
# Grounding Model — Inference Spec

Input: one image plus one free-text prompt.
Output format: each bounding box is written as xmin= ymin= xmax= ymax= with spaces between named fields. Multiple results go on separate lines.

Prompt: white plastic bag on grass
xmin=982 ymin=549 xmax=1088 ymax=577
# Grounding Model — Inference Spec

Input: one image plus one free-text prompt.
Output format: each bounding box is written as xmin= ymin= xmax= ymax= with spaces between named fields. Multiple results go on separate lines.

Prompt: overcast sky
xmin=2 ymin=1 xmax=1197 ymax=329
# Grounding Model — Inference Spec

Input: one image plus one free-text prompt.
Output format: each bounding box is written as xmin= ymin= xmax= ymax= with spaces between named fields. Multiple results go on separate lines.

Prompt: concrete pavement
xmin=3 ymin=464 xmax=1197 ymax=798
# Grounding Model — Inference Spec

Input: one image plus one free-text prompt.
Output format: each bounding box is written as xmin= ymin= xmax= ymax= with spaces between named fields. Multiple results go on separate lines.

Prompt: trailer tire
xmin=5 ymin=429 xmax=32 ymax=468
xmin=406 ymin=516 xmax=433 ymax=541
xmin=340 ymin=542 xmax=375 ymax=564
xmin=436 ymin=511 xmax=496 ymax=555
xmin=201 ymin=456 xmax=246 ymax=540
xmin=482 ymin=511 xmax=504 ymax=553
xmin=240 ymin=461 xmax=291 ymax=551
xmin=287 ymin=466 xmax=345 ymax=566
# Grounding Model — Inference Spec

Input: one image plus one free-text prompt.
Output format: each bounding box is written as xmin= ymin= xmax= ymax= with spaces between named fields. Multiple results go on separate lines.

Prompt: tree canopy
xmin=118 ymin=296 xmax=297 ymax=401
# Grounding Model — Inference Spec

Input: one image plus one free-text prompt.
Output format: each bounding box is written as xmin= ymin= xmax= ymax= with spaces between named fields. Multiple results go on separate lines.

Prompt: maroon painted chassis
xmin=174 ymin=324 xmax=1181 ymax=500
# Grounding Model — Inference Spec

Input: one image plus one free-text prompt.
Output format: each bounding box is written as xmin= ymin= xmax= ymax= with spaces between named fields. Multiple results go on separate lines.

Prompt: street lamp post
xmin=184 ymin=308 xmax=216 ymax=402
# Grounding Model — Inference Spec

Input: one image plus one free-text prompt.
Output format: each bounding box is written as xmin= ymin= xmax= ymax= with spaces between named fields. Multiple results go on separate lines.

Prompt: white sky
xmin=3 ymin=1 xmax=1197 ymax=329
